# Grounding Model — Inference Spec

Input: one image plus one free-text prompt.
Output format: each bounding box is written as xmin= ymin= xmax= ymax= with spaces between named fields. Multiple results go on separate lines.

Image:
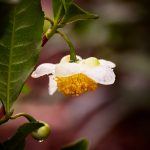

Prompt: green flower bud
xmin=32 ymin=122 xmax=51 ymax=141
xmin=43 ymin=20 xmax=50 ymax=33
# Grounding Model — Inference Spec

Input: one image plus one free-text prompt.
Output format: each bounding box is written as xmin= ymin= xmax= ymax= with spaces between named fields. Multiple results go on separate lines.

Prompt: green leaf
xmin=62 ymin=0 xmax=73 ymax=12
xmin=0 ymin=0 xmax=44 ymax=113
xmin=61 ymin=3 xmax=99 ymax=24
xmin=52 ymin=0 xmax=61 ymax=18
xmin=61 ymin=139 xmax=89 ymax=150
xmin=52 ymin=0 xmax=63 ymax=19
xmin=2 ymin=122 xmax=43 ymax=150
xmin=52 ymin=1 xmax=98 ymax=25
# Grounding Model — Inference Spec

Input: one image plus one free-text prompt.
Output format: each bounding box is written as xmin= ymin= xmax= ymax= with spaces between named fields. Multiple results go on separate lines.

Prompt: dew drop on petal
xmin=38 ymin=140 xmax=44 ymax=143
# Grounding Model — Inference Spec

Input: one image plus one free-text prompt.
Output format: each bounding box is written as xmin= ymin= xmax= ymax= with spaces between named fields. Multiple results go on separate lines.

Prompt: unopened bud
xmin=32 ymin=122 xmax=51 ymax=141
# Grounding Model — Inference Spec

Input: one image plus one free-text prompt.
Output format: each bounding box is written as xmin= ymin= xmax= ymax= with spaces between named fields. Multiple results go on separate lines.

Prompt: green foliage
xmin=0 ymin=0 xmax=96 ymax=147
xmin=61 ymin=139 xmax=89 ymax=150
xmin=0 ymin=0 xmax=44 ymax=113
xmin=1 ymin=122 xmax=44 ymax=150
xmin=52 ymin=0 xmax=98 ymax=25
xmin=62 ymin=0 xmax=73 ymax=12
xmin=52 ymin=0 xmax=64 ymax=20
xmin=61 ymin=3 xmax=99 ymax=25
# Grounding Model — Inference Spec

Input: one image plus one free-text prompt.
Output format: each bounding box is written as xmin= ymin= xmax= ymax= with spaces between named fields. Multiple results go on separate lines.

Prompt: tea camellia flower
xmin=31 ymin=55 xmax=116 ymax=96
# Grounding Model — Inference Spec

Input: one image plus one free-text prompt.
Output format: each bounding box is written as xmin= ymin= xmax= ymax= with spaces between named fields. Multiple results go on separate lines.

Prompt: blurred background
xmin=0 ymin=0 xmax=150 ymax=149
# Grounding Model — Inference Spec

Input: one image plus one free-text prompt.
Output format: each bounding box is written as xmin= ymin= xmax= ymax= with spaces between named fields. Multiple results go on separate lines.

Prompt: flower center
xmin=56 ymin=73 xmax=97 ymax=96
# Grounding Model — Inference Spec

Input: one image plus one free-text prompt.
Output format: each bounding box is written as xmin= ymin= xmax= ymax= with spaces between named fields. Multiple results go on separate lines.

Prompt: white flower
xmin=31 ymin=55 xmax=116 ymax=96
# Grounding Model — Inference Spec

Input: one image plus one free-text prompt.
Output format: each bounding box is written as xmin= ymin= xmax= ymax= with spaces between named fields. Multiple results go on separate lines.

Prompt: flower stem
xmin=57 ymin=30 xmax=77 ymax=62
xmin=42 ymin=5 xmax=77 ymax=62
xmin=10 ymin=112 xmax=37 ymax=122
xmin=42 ymin=23 xmax=58 ymax=47
xmin=42 ymin=5 xmax=63 ymax=47
xmin=0 ymin=109 xmax=13 ymax=125
xmin=44 ymin=16 xmax=54 ymax=26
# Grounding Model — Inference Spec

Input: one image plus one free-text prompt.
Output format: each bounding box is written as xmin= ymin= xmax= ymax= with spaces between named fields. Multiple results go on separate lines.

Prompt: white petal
xmin=60 ymin=55 xmax=82 ymax=63
xmin=48 ymin=75 xmax=57 ymax=95
xmin=55 ymin=63 xmax=84 ymax=77
xmin=31 ymin=63 xmax=55 ymax=78
xmin=84 ymin=66 xmax=116 ymax=85
xmin=99 ymin=59 xmax=116 ymax=68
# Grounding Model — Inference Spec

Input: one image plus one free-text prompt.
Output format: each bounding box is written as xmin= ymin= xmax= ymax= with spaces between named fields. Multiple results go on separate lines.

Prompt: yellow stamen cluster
xmin=56 ymin=73 xmax=97 ymax=96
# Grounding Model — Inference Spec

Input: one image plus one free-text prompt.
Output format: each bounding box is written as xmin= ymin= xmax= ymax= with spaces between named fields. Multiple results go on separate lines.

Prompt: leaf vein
xmin=16 ymin=4 xmax=31 ymax=15
xmin=15 ymin=24 xmax=33 ymax=32
xmin=0 ymin=62 xmax=8 ymax=67
xmin=0 ymin=81 xmax=7 ymax=86
xmin=12 ymin=59 xmax=28 ymax=65
xmin=13 ymin=41 xmax=32 ymax=49
xmin=0 ymin=42 xmax=8 ymax=49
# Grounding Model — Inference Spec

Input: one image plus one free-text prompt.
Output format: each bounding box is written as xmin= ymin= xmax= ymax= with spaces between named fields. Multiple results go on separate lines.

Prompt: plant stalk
xmin=57 ymin=30 xmax=77 ymax=62
xmin=10 ymin=112 xmax=36 ymax=122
